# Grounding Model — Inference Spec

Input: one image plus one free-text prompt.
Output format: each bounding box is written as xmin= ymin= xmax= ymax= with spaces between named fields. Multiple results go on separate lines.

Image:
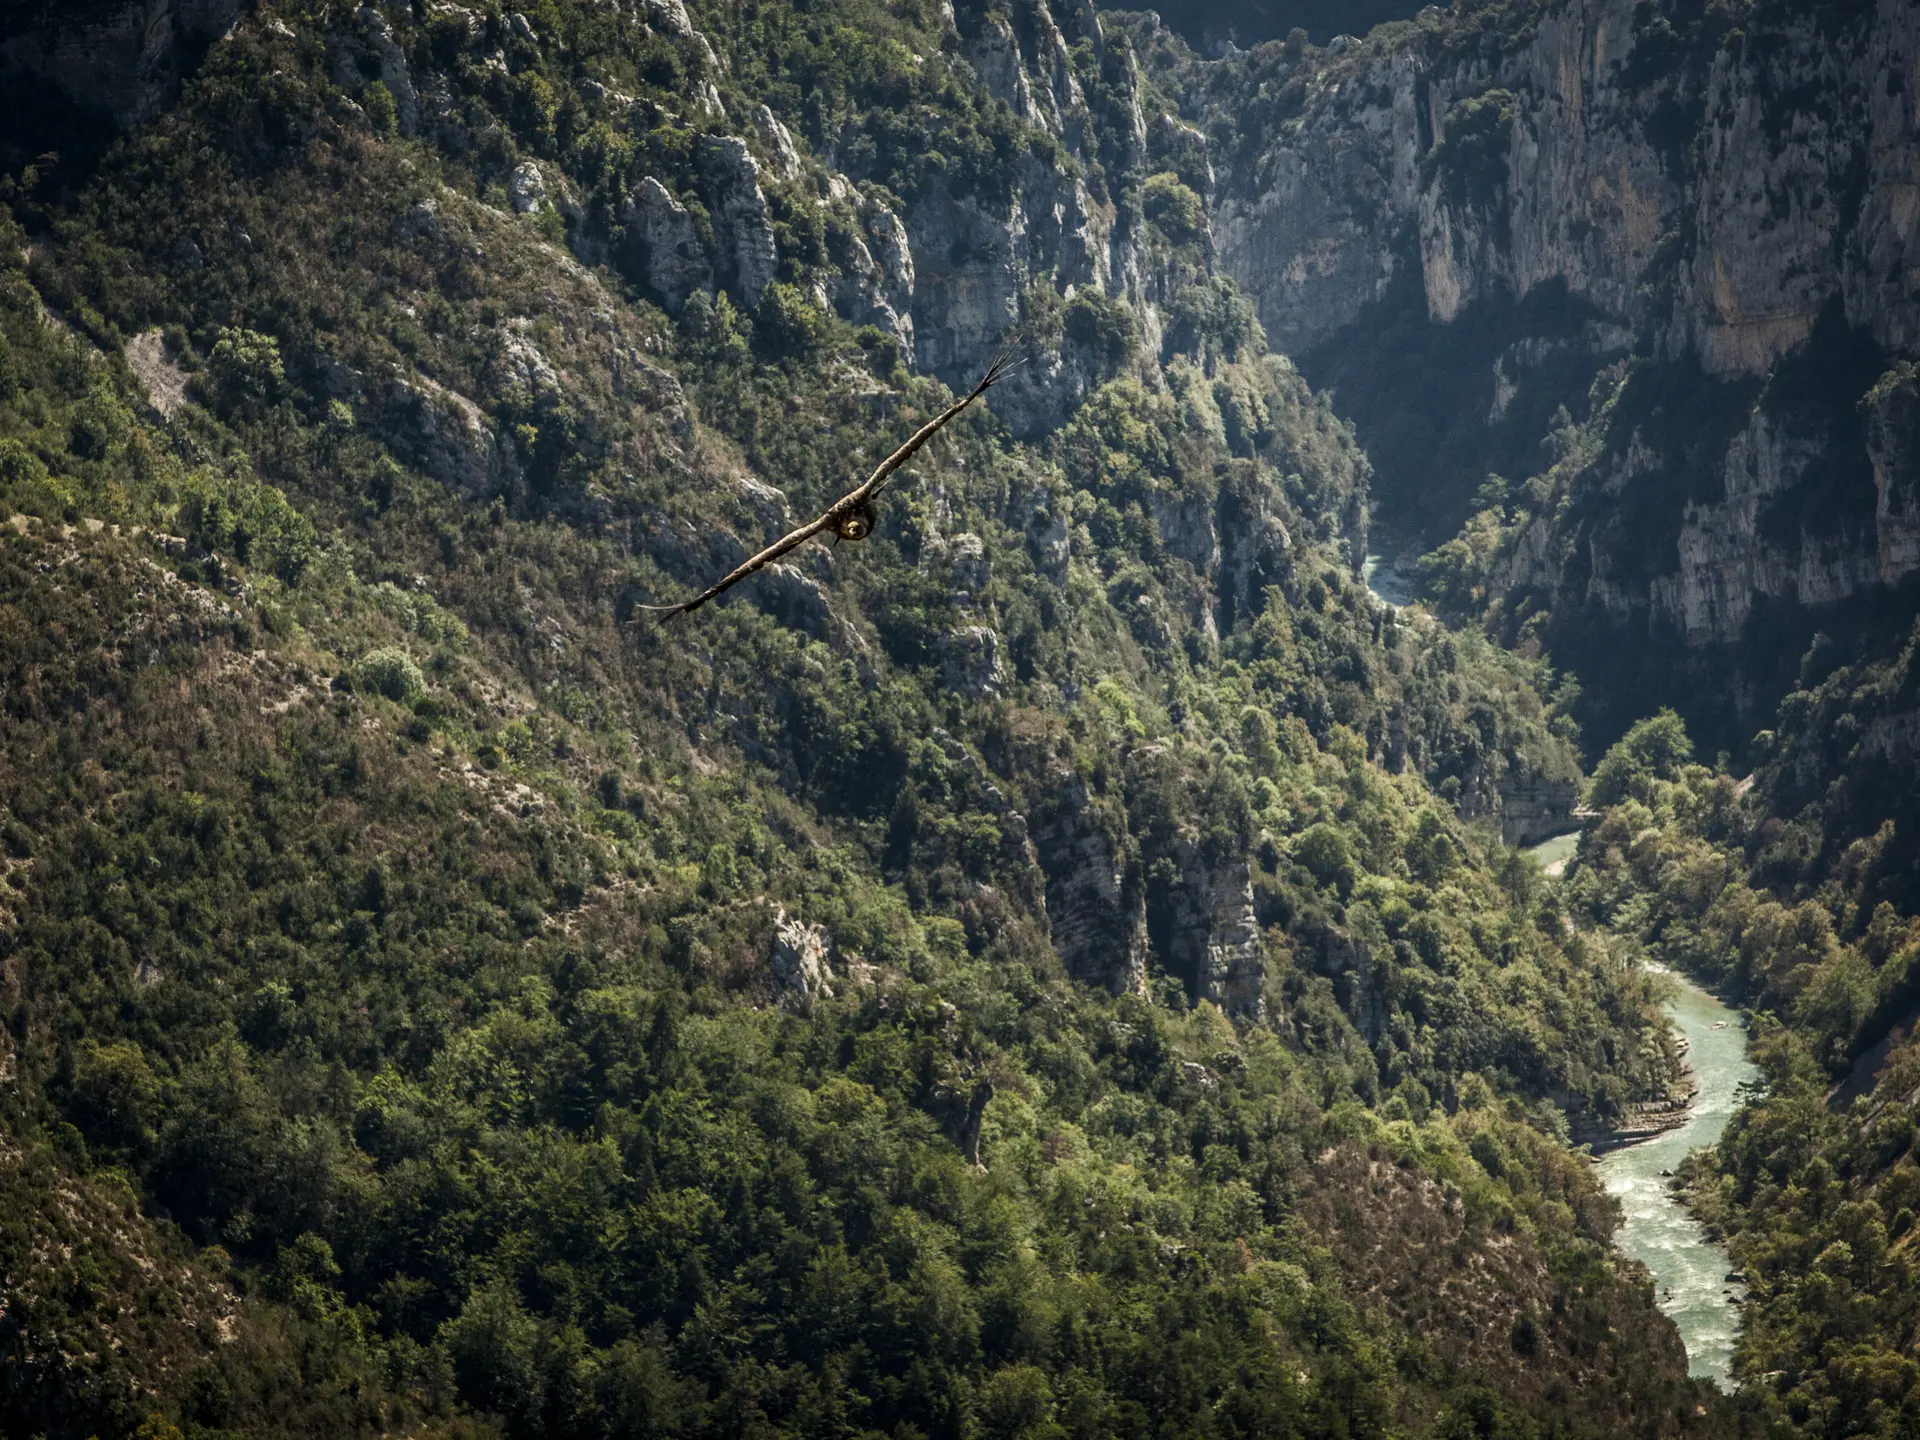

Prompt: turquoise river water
xmin=1395 ymin=586 xmax=1760 ymax=1385
xmin=1519 ymin=829 xmax=1758 ymax=1385
xmin=1595 ymin=972 xmax=1759 ymax=1387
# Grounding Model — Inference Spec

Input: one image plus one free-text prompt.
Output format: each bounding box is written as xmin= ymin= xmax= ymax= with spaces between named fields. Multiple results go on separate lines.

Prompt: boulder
xmin=507 ymin=162 xmax=547 ymax=215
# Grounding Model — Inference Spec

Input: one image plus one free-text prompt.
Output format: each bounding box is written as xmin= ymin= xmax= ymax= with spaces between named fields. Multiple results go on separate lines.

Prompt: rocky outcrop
xmin=1160 ymin=841 xmax=1267 ymax=1020
xmin=1311 ymin=923 xmax=1385 ymax=1043
xmin=619 ymin=141 xmax=776 ymax=312
xmin=1024 ymin=488 xmax=1071 ymax=586
xmin=751 ymin=104 xmax=804 ymax=181
xmin=1031 ymin=771 xmax=1148 ymax=994
xmin=697 ymin=136 xmax=779 ymax=306
xmin=1214 ymin=445 xmax=1297 ymax=632
xmin=941 ymin=624 xmax=1005 ymax=698
xmin=769 ymin=909 xmax=833 ymax=1013
xmin=330 ymin=4 xmax=420 ymax=135
xmin=939 ymin=532 xmax=991 ymax=606
xmin=824 ymin=181 xmax=916 ymax=349
xmin=962 ymin=14 xmax=1035 ymax=124
xmin=375 ymin=373 xmax=504 ymax=496
xmin=752 ymin=564 xmax=836 ymax=640
xmin=507 ymin=162 xmax=547 ymax=215
xmin=1869 ymin=365 xmax=1920 ymax=586
xmin=641 ymin=475 xmax=796 ymax=603
xmin=623 ymin=178 xmax=714 ymax=315
xmin=929 ymin=1076 xmax=995 ymax=1170
xmin=930 ymin=729 xmax=1045 ymax=901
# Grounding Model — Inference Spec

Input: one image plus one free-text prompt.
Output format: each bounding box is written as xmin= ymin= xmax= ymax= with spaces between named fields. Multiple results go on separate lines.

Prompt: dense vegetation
xmin=0 ymin=1 xmax=1746 ymax=1437
xmin=1562 ymin=685 xmax=1920 ymax=1435
xmin=1150 ymin=0 xmax=1431 ymax=51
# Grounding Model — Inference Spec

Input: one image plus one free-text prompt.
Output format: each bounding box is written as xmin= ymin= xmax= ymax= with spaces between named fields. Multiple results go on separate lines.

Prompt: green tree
xmin=1588 ymin=709 xmax=1693 ymax=807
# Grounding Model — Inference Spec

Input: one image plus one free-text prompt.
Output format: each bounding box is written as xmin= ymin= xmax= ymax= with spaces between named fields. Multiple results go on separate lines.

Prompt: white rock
xmin=624 ymin=177 xmax=714 ymax=313
xmin=507 ymin=162 xmax=547 ymax=214
xmin=752 ymin=104 xmax=804 ymax=181
xmin=770 ymin=909 xmax=833 ymax=1012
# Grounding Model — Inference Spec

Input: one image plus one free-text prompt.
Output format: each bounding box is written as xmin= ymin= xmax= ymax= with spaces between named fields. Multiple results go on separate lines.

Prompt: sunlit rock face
xmin=1215 ymin=0 xmax=1920 ymax=374
xmin=1206 ymin=0 xmax=1920 ymax=684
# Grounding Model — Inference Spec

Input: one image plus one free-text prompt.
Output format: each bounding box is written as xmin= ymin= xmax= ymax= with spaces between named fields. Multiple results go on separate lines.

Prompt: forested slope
xmin=0 ymin=2 xmax=1727 ymax=1437
xmin=1566 ymin=688 xmax=1920 ymax=1435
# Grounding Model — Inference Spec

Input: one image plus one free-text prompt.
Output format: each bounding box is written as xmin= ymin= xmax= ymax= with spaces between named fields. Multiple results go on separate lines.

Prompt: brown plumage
xmin=638 ymin=351 xmax=1019 ymax=618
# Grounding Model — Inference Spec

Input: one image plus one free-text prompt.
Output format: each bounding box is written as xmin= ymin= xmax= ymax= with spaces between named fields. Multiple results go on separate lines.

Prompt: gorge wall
xmin=1181 ymin=0 xmax=1920 ymax=745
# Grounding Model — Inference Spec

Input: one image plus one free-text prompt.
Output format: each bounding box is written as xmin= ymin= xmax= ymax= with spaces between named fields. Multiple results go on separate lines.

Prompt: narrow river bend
xmin=1596 ymin=974 xmax=1759 ymax=1387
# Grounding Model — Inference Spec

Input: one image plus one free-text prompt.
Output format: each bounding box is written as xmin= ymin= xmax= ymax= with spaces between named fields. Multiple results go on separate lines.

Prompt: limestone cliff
xmin=1182 ymin=0 xmax=1920 ymax=739
xmin=1208 ymin=0 xmax=1919 ymax=376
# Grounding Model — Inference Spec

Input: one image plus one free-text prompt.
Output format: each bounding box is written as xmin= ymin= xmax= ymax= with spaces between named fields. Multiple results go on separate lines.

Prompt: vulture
xmin=639 ymin=352 xmax=1018 ymax=617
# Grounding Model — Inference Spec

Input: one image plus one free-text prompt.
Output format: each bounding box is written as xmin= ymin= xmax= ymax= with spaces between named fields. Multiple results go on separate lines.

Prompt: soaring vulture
xmin=639 ymin=352 xmax=1018 ymax=617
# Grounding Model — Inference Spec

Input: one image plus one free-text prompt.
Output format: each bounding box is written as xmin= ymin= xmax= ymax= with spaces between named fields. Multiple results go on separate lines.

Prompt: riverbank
xmin=1580 ymin=1057 xmax=1699 ymax=1154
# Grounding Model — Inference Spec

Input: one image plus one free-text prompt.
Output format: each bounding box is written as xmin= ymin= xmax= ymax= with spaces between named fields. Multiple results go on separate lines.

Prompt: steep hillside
xmin=1141 ymin=0 xmax=1920 ymax=750
xmin=0 ymin=2 xmax=1732 ymax=1437
xmin=1562 ymin=699 xmax=1920 ymax=1435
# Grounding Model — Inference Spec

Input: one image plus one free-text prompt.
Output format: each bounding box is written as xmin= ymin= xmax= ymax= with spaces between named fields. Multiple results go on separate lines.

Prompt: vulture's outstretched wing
xmin=638 ymin=352 xmax=1019 ymax=618
xmin=635 ymin=512 xmax=838 ymax=619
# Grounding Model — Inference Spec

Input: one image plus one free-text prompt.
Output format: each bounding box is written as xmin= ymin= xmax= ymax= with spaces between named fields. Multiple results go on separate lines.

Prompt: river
xmin=1595 ymin=972 xmax=1759 ymax=1387
xmin=1362 ymin=549 xmax=1415 ymax=608
xmin=1521 ymin=830 xmax=1758 ymax=1386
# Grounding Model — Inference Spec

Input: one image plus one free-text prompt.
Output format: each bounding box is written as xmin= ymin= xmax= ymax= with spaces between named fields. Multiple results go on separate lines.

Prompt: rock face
xmin=941 ymin=625 xmax=1005 ymax=698
xmin=769 ymin=910 xmax=834 ymax=1013
xmin=1030 ymin=771 xmax=1149 ymax=995
xmin=1490 ymin=776 xmax=1579 ymax=849
xmin=1159 ymin=841 xmax=1267 ymax=1020
xmin=623 ymin=178 xmax=714 ymax=315
xmin=1 ymin=0 xmax=244 ymax=127
xmin=697 ymin=136 xmax=779 ymax=306
xmin=1198 ymin=0 xmax=1920 ymax=729
xmin=1213 ymin=0 xmax=1920 ymax=371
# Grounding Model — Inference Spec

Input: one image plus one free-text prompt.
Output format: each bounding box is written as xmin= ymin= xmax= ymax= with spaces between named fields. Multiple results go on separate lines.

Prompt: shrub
xmin=352 ymin=647 xmax=427 ymax=705
xmin=205 ymin=328 xmax=285 ymax=412
xmin=364 ymin=80 xmax=399 ymax=136
xmin=1064 ymin=289 xmax=1138 ymax=370
xmin=754 ymin=282 xmax=830 ymax=363
xmin=1142 ymin=171 xmax=1205 ymax=246
xmin=0 ymin=436 xmax=45 ymax=484
xmin=1588 ymin=708 xmax=1692 ymax=807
